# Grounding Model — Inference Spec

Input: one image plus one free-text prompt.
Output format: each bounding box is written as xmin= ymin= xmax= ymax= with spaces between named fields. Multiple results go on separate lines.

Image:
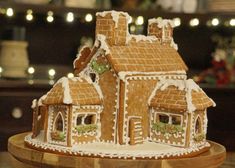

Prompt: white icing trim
xmin=31 ymin=99 xmax=37 ymax=109
xmin=150 ymin=110 xmax=187 ymax=147
xmin=56 ymin=77 xmax=73 ymax=104
xmin=25 ymin=132 xmax=210 ymax=160
xmin=94 ymin=34 xmax=110 ymax=55
xmin=126 ymin=35 xmax=158 ymax=44
xmin=148 ymin=78 xmax=212 ymax=113
xmin=73 ymin=45 xmax=90 ymax=68
xmin=148 ymin=18 xmax=175 ymax=28
xmin=47 ymin=105 xmax=69 ymax=146
xmin=53 ymin=112 xmax=65 ymax=132
xmin=118 ymin=71 xmax=186 ymax=81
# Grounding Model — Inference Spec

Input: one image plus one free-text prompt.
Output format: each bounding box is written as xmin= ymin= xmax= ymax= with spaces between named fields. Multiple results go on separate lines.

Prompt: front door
xmin=129 ymin=118 xmax=143 ymax=145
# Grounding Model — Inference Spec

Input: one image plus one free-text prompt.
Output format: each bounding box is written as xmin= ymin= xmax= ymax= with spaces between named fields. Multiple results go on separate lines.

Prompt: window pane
xmin=89 ymin=73 xmax=96 ymax=82
xmin=76 ymin=115 xmax=83 ymax=125
xmin=159 ymin=114 xmax=169 ymax=123
xmin=55 ymin=113 xmax=63 ymax=131
xmin=172 ymin=116 xmax=181 ymax=125
xmin=84 ymin=115 xmax=93 ymax=125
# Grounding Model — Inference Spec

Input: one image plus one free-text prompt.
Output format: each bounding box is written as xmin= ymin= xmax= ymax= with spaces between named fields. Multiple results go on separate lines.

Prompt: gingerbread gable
xmin=149 ymin=79 xmax=215 ymax=113
xmin=42 ymin=77 xmax=102 ymax=105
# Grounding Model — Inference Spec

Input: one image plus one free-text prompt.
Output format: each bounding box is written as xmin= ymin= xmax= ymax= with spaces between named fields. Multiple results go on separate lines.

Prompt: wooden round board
xmin=8 ymin=132 xmax=226 ymax=168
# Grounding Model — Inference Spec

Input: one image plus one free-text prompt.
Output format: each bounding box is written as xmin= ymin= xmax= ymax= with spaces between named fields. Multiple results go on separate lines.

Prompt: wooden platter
xmin=8 ymin=132 xmax=226 ymax=168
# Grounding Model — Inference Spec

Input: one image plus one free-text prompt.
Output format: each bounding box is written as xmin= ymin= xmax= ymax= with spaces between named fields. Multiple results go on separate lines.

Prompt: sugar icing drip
xmin=96 ymin=10 xmax=131 ymax=28
xmin=148 ymin=78 xmax=215 ymax=112
xmin=126 ymin=35 xmax=158 ymax=44
xmin=56 ymin=77 xmax=73 ymax=104
xmin=148 ymin=18 xmax=175 ymax=28
xmin=95 ymin=34 xmax=110 ymax=55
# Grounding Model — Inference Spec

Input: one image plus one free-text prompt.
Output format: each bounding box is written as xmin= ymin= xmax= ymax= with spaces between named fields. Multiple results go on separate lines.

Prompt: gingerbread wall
xmin=150 ymin=110 xmax=189 ymax=147
xmin=96 ymin=13 xmax=127 ymax=46
xmin=98 ymin=57 xmax=118 ymax=142
xmin=118 ymin=77 xmax=157 ymax=144
xmin=191 ymin=110 xmax=207 ymax=143
xmin=71 ymin=107 xmax=100 ymax=144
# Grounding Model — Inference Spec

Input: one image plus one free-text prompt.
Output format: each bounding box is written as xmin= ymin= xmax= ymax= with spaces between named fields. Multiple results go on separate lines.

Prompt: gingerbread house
xmin=32 ymin=77 xmax=103 ymax=146
xmin=30 ymin=11 xmax=215 ymax=150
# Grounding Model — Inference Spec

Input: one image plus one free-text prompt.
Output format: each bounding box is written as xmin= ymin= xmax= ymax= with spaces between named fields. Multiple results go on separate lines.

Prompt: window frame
xmin=154 ymin=112 xmax=183 ymax=126
xmin=75 ymin=112 xmax=97 ymax=126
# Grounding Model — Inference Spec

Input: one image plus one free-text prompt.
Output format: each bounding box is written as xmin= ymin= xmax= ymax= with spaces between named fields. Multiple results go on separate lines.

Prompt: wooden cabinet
xmin=0 ymin=79 xmax=50 ymax=150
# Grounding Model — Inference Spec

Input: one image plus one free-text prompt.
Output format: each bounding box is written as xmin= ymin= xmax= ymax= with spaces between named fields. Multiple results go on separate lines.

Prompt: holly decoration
xmin=91 ymin=60 xmax=110 ymax=75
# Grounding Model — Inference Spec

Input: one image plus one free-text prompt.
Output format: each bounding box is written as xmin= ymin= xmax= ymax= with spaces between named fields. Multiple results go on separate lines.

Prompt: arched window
xmin=195 ymin=116 xmax=202 ymax=134
xmin=54 ymin=112 xmax=64 ymax=132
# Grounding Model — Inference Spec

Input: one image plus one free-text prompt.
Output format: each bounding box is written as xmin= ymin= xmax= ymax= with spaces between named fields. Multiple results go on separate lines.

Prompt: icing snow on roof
xmin=148 ymin=18 xmax=175 ymax=28
xmin=149 ymin=79 xmax=216 ymax=113
xmin=96 ymin=10 xmax=131 ymax=28
xmin=126 ymin=35 xmax=158 ymax=43
xmin=94 ymin=34 xmax=111 ymax=55
xmin=42 ymin=77 xmax=102 ymax=105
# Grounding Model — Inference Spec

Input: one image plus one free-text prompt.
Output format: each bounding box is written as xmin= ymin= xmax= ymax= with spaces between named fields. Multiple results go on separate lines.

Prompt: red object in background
xmin=216 ymin=70 xmax=230 ymax=86
xmin=212 ymin=60 xmax=226 ymax=70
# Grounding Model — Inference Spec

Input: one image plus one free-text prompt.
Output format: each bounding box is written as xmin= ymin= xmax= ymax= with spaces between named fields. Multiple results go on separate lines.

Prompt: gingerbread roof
xmin=107 ymin=36 xmax=188 ymax=72
xmin=74 ymin=34 xmax=188 ymax=76
xmin=42 ymin=77 xmax=102 ymax=105
xmin=148 ymin=79 xmax=215 ymax=113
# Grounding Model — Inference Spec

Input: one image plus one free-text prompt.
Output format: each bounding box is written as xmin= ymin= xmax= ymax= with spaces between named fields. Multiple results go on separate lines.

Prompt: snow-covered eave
xmin=118 ymin=71 xmax=187 ymax=81
xmin=148 ymin=18 xmax=175 ymax=28
xmin=147 ymin=78 xmax=216 ymax=113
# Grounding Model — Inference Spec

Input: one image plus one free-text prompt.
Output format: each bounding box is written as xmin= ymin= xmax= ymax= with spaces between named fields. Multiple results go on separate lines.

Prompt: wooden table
xmin=6 ymin=133 xmax=227 ymax=168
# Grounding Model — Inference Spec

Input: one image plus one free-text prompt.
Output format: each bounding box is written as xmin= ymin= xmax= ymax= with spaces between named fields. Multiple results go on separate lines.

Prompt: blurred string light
xmin=27 ymin=66 xmax=35 ymax=74
xmin=211 ymin=18 xmax=219 ymax=26
xmin=85 ymin=13 xmax=93 ymax=22
xmin=135 ymin=16 xmax=144 ymax=25
xmin=67 ymin=72 xmax=74 ymax=78
xmin=26 ymin=9 xmax=33 ymax=21
xmin=46 ymin=11 xmax=54 ymax=23
xmin=173 ymin=18 xmax=181 ymax=27
xmin=189 ymin=18 xmax=199 ymax=27
xmin=229 ymin=19 xmax=235 ymax=26
xmin=130 ymin=25 xmax=136 ymax=33
xmin=66 ymin=12 xmax=74 ymax=22
xmin=6 ymin=8 xmax=14 ymax=17
xmin=48 ymin=68 xmax=56 ymax=77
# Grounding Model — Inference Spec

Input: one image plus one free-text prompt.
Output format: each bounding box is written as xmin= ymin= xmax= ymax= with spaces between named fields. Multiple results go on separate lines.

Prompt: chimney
xmin=148 ymin=18 xmax=174 ymax=43
xmin=95 ymin=11 xmax=130 ymax=46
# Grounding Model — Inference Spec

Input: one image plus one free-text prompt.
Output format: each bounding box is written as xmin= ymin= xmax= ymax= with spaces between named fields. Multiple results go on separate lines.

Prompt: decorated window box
xmin=51 ymin=131 xmax=65 ymax=142
xmin=76 ymin=124 xmax=98 ymax=134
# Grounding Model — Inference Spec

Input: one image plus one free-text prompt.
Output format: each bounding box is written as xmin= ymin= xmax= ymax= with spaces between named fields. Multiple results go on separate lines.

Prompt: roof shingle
xmin=42 ymin=77 xmax=102 ymax=105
